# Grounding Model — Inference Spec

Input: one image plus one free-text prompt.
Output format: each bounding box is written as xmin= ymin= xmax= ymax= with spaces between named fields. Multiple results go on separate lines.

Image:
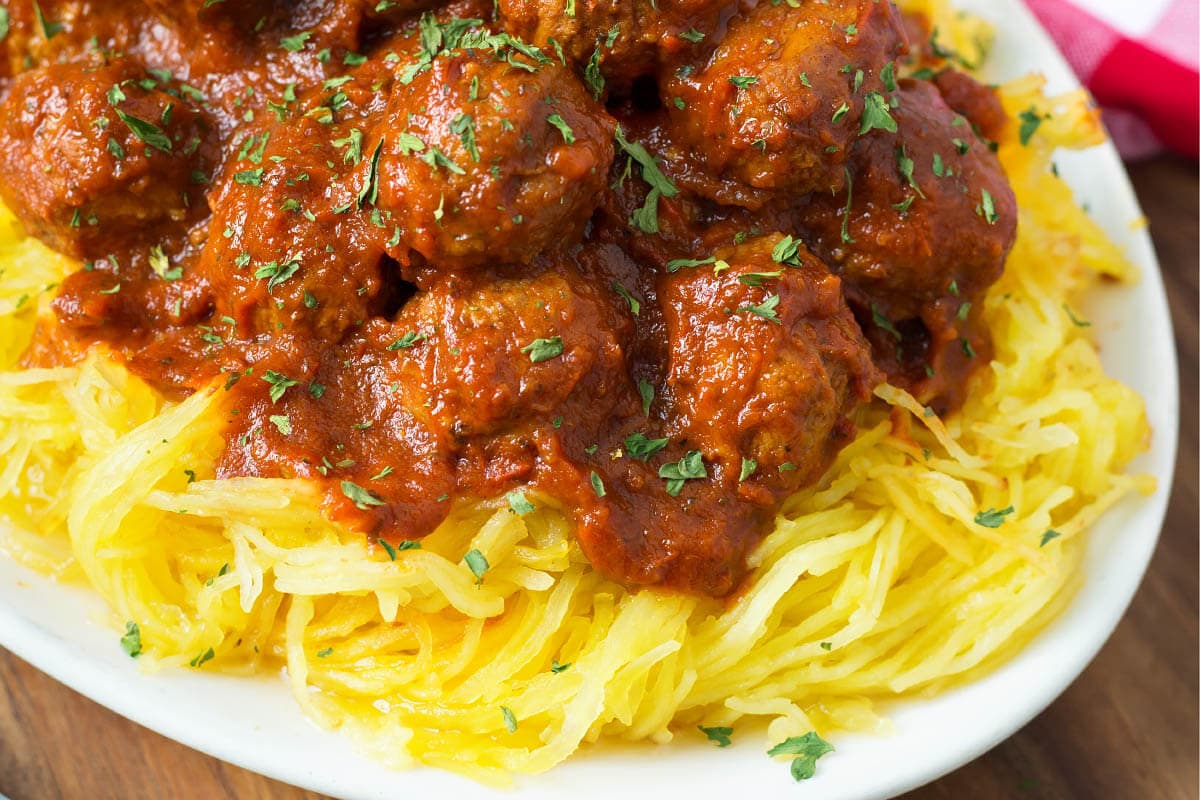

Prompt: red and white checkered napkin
xmin=1025 ymin=0 xmax=1199 ymax=159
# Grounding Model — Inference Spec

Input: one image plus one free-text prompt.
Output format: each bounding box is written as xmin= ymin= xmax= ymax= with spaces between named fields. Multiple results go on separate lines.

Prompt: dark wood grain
xmin=1 ymin=157 xmax=1195 ymax=800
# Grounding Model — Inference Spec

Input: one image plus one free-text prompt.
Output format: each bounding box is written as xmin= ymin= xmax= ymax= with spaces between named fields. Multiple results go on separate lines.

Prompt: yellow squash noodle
xmin=0 ymin=7 xmax=1154 ymax=785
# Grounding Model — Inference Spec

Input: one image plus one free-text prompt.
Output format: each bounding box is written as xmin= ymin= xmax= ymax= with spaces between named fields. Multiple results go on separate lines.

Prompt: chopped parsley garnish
xmin=280 ymin=31 xmax=312 ymax=51
xmin=261 ymin=370 xmax=299 ymax=403
xmin=464 ymin=548 xmax=489 ymax=583
xmin=268 ymin=414 xmax=292 ymax=435
xmin=739 ymin=270 xmax=783 ymax=287
xmin=546 ymin=113 xmax=575 ymax=144
xmin=341 ymin=480 xmax=386 ymax=509
xmin=768 ymin=732 xmax=835 ymax=781
xmin=871 ymin=304 xmax=902 ymax=340
xmin=612 ymin=281 xmax=640 ymax=315
xmin=387 ymin=331 xmax=428 ymax=350
xmin=978 ymin=189 xmax=998 ymax=224
xmin=1018 ymin=107 xmax=1047 ymax=146
xmin=728 ymin=75 xmax=758 ymax=89
xmin=507 ymin=489 xmax=535 ymax=516
xmin=734 ymin=293 xmax=782 ymax=324
xmin=624 ymin=432 xmax=669 ymax=461
xmin=895 ymin=145 xmax=924 ymax=197
xmin=449 ymin=114 xmax=480 ymax=161
xmin=1062 ymin=304 xmax=1092 ymax=328
xmin=589 ymin=471 xmax=606 ymax=498
xmin=120 ymin=621 xmax=142 ymax=657
xmin=974 ymin=506 xmax=1015 ymax=528
xmin=771 ymin=235 xmax=803 ymax=266
xmin=116 ymin=110 xmax=172 ymax=153
xmin=255 ymin=259 xmax=300 ymax=290
xmin=699 ymin=725 xmax=733 ymax=747
xmin=501 ymin=706 xmax=518 ymax=733
xmin=358 ymin=138 xmax=385 ymax=207
xmin=521 ymin=336 xmax=564 ymax=363
xmin=614 ymin=125 xmax=678 ymax=199
xmin=659 ymin=450 xmax=706 ymax=496
xmin=551 ymin=659 xmax=572 ymax=673
xmin=637 ymin=379 xmax=654 ymax=416
xmin=378 ymin=538 xmax=398 ymax=560
xmin=859 ymin=92 xmax=898 ymax=135
xmin=666 ymin=255 xmax=715 ymax=273
xmin=738 ymin=458 xmax=757 ymax=482
xmin=584 ymin=45 xmax=605 ymax=99
xmin=1040 ymin=529 xmax=1061 ymax=547
xmin=33 ymin=1 xmax=63 ymax=39
xmin=189 ymin=647 xmax=215 ymax=668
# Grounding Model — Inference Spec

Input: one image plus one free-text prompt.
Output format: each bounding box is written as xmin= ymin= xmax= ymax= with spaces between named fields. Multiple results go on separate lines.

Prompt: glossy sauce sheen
xmin=0 ymin=0 xmax=1017 ymax=595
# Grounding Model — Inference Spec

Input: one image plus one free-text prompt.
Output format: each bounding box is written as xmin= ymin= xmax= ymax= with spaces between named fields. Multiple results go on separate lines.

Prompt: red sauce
xmin=0 ymin=0 xmax=1016 ymax=595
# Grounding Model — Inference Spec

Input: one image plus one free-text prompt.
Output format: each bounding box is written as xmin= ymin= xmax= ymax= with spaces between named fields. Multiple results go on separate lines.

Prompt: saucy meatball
xmin=195 ymin=113 xmax=392 ymax=339
xmin=0 ymin=58 xmax=210 ymax=259
xmin=496 ymin=0 xmax=738 ymax=91
xmin=657 ymin=0 xmax=908 ymax=209
xmin=799 ymin=78 xmax=1017 ymax=405
xmin=659 ymin=235 xmax=879 ymax=488
xmin=385 ymin=263 xmax=632 ymax=440
xmin=377 ymin=46 xmax=615 ymax=271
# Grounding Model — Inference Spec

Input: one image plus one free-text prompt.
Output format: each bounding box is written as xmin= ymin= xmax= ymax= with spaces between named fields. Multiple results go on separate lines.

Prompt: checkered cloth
xmin=1025 ymin=0 xmax=1199 ymax=159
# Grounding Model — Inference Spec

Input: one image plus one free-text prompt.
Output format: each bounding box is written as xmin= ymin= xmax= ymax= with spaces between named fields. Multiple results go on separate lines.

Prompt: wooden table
xmin=1 ymin=157 xmax=1195 ymax=800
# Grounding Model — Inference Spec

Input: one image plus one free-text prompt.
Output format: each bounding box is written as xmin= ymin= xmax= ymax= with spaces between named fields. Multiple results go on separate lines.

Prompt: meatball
xmin=798 ymin=78 xmax=1017 ymax=404
xmin=657 ymin=0 xmax=908 ymax=209
xmin=195 ymin=113 xmax=393 ymax=340
xmin=496 ymin=0 xmax=738 ymax=91
xmin=377 ymin=47 xmax=614 ymax=271
xmin=383 ymin=263 xmax=631 ymax=440
xmin=0 ymin=58 xmax=210 ymax=259
xmin=659 ymin=235 xmax=879 ymax=490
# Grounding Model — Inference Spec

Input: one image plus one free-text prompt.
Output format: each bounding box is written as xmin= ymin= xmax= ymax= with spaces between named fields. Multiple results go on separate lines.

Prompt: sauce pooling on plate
xmin=0 ymin=0 xmax=1016 ymax=595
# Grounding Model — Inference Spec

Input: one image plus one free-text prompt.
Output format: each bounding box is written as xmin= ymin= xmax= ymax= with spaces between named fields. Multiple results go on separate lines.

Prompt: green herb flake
xmin=521 ymin=336 xmax=564 ymax=363
xmin=1040 ymin=529 xmax=1061 ymax=547
xmin=768 ymin=731 xmax=835 ymax=782
xmin=1062 ymin=304 xmax=1092 ymax=328
xmin=546 ymin=113 xmax=575 ymax=144
xmin=666 ymin=255 xmax=715 ymax=273
xmin=120 ymin=621 xmax=142 ymax=657
xmin=341 ymin=480 xmax=386 ymax=509
xmin=1018 ymin=107 xmax=1046 ymax=146
xmin=189 ymin=647 xmax=215 ymax=668
xmin=859 ymin=92 xmax=898 ymax=135
xmin=261 ymin=370 xmax=299 ymax=403
xmin=974 ymin=505 xmax=1015 ymax=528
xmin=637 ymin=379 xmax=654 ymax=416
xmin=589 ymin=471 xmax=606 ymax=498
xmin=659 ymin=450 xmax=706 ymax=496
xmin=464 ymin=548 xmax=489 ymax=583
xmin=625 ymin=432 xmax=669 ymax=461
xmin=501 ymin=706 xmax=519 ymax=733
xmin=280 ymin=31 xmax=312 ymax=51
xmin=738 ymin=457 xmax=757 ymax=482
xmin=116 ymin=110 xmax=172 ymax=153
xmin=699 ymin=725 xmax=733 ymax=748
xmin=734 ymin=293 xmax=782 ymax=324
xmin=507 ymin=489 xmax=535 ymax=516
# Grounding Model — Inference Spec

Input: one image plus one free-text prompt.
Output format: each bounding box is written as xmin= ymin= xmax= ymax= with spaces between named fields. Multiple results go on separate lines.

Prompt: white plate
xmin=0 ymin=2 xmax=1180 ymax=798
